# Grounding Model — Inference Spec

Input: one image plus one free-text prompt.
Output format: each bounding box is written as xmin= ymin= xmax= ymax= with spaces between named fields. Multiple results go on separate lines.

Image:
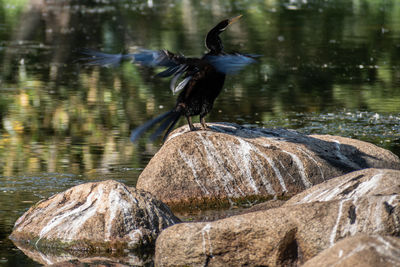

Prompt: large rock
xmin=286 ymin=168 xmax=400 ymax=205
xmin=10 ymin=180 xmax=180 ymax=252
xmin=302 ymin=234 xmax=400 ymax=267
xmin=155 ymin=194 xmax=400 ymax=266
xmin=137 ymin=123 xmax=400 ymax=208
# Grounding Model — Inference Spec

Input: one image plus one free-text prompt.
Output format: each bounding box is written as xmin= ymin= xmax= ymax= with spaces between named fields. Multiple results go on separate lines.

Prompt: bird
xmin=81 ymin=15 xmax=258 ymax=142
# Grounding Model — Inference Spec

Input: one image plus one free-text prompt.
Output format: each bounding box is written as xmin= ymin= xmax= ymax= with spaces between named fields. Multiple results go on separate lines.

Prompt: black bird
xmin=81 ymin=15 xmax=257 ymax=142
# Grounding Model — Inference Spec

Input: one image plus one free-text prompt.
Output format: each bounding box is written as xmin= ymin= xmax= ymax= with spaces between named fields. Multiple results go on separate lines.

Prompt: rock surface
xmin=155 ymin=194 xmax=400 ymax=266
xmin=302 ymin=234 xmax=400 ymax=267
xmin=285 ymin=168 xmax=400 ymax=205
xmin=13 ymin=240 xmax=148 ymax=267
xmin=10 ymin=180 xmax=180 ymax=252
xmin=137 ymin=123 xmax=400 ymax=208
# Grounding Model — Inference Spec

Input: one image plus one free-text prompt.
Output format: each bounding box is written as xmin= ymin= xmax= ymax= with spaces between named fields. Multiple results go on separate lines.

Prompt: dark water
xmin=0 ymin=0 xmax=399 ymax=265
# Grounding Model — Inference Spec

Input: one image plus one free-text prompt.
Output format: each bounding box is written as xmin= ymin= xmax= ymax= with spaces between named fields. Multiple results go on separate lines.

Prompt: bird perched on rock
xmin=81 ymin=15 xmax=258 ymax=142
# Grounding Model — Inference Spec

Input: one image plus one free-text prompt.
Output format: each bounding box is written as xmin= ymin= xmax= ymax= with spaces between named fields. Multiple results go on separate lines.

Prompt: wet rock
xmin=10 ymin=180 xmax=180 ymax=252
xmin=137 ymin=123 xmax=400 ymax=208
xmin=155 ymin=194 xmax=400 ymax=266
xmin=302 ymin=234 xmax=400 ymax=267
xmin=49 ymin=259 xmax=130 ymax=267
xmin=286 ymin=168 xmax=400 ymax=205
xmin=12 ymin=239 xmax=153 ymax=266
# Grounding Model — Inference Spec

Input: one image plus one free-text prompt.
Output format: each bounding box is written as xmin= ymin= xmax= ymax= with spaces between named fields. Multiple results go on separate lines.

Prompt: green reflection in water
xmin=0 ymin=0 xmax=400 ymax=265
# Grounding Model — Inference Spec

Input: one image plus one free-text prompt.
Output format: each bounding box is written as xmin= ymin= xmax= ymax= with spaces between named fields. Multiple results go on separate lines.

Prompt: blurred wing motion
xmin=205 ymin=53 xmax=259 ymax=74
xmin=80 ymin=48 xmax=193 ymax=94
xmin=81 ymin=49 xmax=178 ymax=67
xmin=80 ymin=49 xmax=258 ymax=92
xmin=80 ymin=49 xmax=134 ymax=67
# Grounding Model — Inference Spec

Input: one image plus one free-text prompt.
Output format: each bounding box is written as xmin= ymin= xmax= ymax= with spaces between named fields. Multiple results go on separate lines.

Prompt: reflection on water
xmin=0 ymin=0 xmax=400 ymax=265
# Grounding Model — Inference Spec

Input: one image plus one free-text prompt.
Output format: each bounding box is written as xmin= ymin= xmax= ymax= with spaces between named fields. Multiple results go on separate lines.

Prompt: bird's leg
xmin=186 ymin=116 xmax=197 ymax=131
xmin=200 ymin=115 xmax=209 ymax=130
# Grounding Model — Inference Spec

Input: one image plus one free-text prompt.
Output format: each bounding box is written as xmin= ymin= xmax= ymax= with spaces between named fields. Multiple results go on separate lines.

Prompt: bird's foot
xmin=200 ymin=117 xmax=209 ymax=131
xmin=201 ymin=124 xmax=209 ymax=130
xmin=189 ymin=125 xmax=198 ymax=131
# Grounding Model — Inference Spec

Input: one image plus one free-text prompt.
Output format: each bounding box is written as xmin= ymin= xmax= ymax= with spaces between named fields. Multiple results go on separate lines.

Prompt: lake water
xmin=0 ymin=0 xmax=399 ymax=265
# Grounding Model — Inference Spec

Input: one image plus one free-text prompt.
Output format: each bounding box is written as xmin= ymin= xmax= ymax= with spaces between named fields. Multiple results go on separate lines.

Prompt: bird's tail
xmin=130 ymin=110 xmax=181 ymax=143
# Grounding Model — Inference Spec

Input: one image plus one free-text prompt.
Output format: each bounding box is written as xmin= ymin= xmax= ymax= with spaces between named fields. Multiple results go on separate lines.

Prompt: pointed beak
xmin=228 ymin=15 xmax=243 ymax=25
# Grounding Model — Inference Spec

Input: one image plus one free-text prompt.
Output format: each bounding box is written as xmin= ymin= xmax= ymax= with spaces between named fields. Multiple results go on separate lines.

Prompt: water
xmin=0 ymin=0 xmax=399 ymax=265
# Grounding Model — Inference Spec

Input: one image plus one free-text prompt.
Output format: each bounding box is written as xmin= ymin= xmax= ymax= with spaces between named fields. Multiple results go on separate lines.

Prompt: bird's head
xmin=205 ymin=15 xmax=242 ymax=54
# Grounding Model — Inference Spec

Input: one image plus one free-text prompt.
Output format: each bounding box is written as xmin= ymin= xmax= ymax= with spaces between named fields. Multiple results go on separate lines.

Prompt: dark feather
xmin=149 ymin=111 xmax=181 ymax=141
xmin=130 ymin=110 xmax=174 ymax=143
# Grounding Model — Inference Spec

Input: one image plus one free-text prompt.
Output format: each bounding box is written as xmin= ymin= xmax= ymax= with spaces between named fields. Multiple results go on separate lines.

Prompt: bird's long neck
xmin=205 ymin=28 xmax=223 ymax=54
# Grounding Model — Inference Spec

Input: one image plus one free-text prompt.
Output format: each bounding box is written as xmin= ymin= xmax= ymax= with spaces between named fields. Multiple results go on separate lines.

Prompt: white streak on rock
xmin=230 ymin=138 xmax=277 ymax=194
xmin=300 ymin=186 xmax=343 ymax=203
xmin=297 ymin=147 xmax=325 ymax=180
xmin=347 ymin=171 xmax=384 ymax=199
xmin=307 ymin=187 xmax=338 ymax=203
xmin=333 ymin=236 xmax=400 ymax=266
xmin=313 ymin=177 xmax=352 ymax=201
xmin=373 ymin=237 xmax=400 ymax=265
xmin=197 ymin=133 xmax=241 ymax=197
xmin=281 ymin=150 xmax=312 ymax=188
xmin=166 ymin=126 xmax=190 ymax=141
xmin=201 ymin=223 xmax=213 ymax=256
xmin=231 ymin=139 xmax=260 ymax=194
xmin=107 ymin=184 xmax=135 ymax=240
xmin=330 ymin=199 xmax=345 ymax=247
xmin=387 ymin=194 xmax=398 ymax=205
xmin=62 ymin=190 xmax=105 ymax=238
xmin=38 ymin=186 xmax=104 ymax=241
xmin=298 ymin=170 xmax=394 ymax=205
xmin=253 ymin=156 xmax=276 ymax=195
xmin=259 ymin=152 xmax=288 ymax=192
xmin=37 ymin=250 xmax=54 ymax=265
xmin=331 ymin=139 xmax=361 ymax=169
xmin=179 ymin=150 xmax=210 ymax=195
xmin=332 ymin=244 xmax=367 ymax=267
xmin=241 ymin=140 xmax=287 ymax=193
xmin=278 ymin=160 xmax=296 ymax=183
xmin=376 ymin=235 xmax=396 ymax=252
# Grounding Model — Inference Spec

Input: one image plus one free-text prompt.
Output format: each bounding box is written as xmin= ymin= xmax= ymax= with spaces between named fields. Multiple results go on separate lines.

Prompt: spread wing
xmin=80 ymin=50 xmax=259 ymax=94
xmin=80 ymin=49 xmax=195 ymax=94
xmin=205 ymin=53 xmax=259 ymax=74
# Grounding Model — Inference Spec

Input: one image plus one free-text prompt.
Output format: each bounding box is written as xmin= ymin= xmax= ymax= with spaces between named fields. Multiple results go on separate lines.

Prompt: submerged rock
xmin=155 ymin=194 xmax=400 ymax=266
xmin=137 ymin=123 xmax=400 ymax=208
xmin=10 ymin=180 xmax=180 ymax=252
xmin=302 ymin=234 xmax=400 ymax=267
